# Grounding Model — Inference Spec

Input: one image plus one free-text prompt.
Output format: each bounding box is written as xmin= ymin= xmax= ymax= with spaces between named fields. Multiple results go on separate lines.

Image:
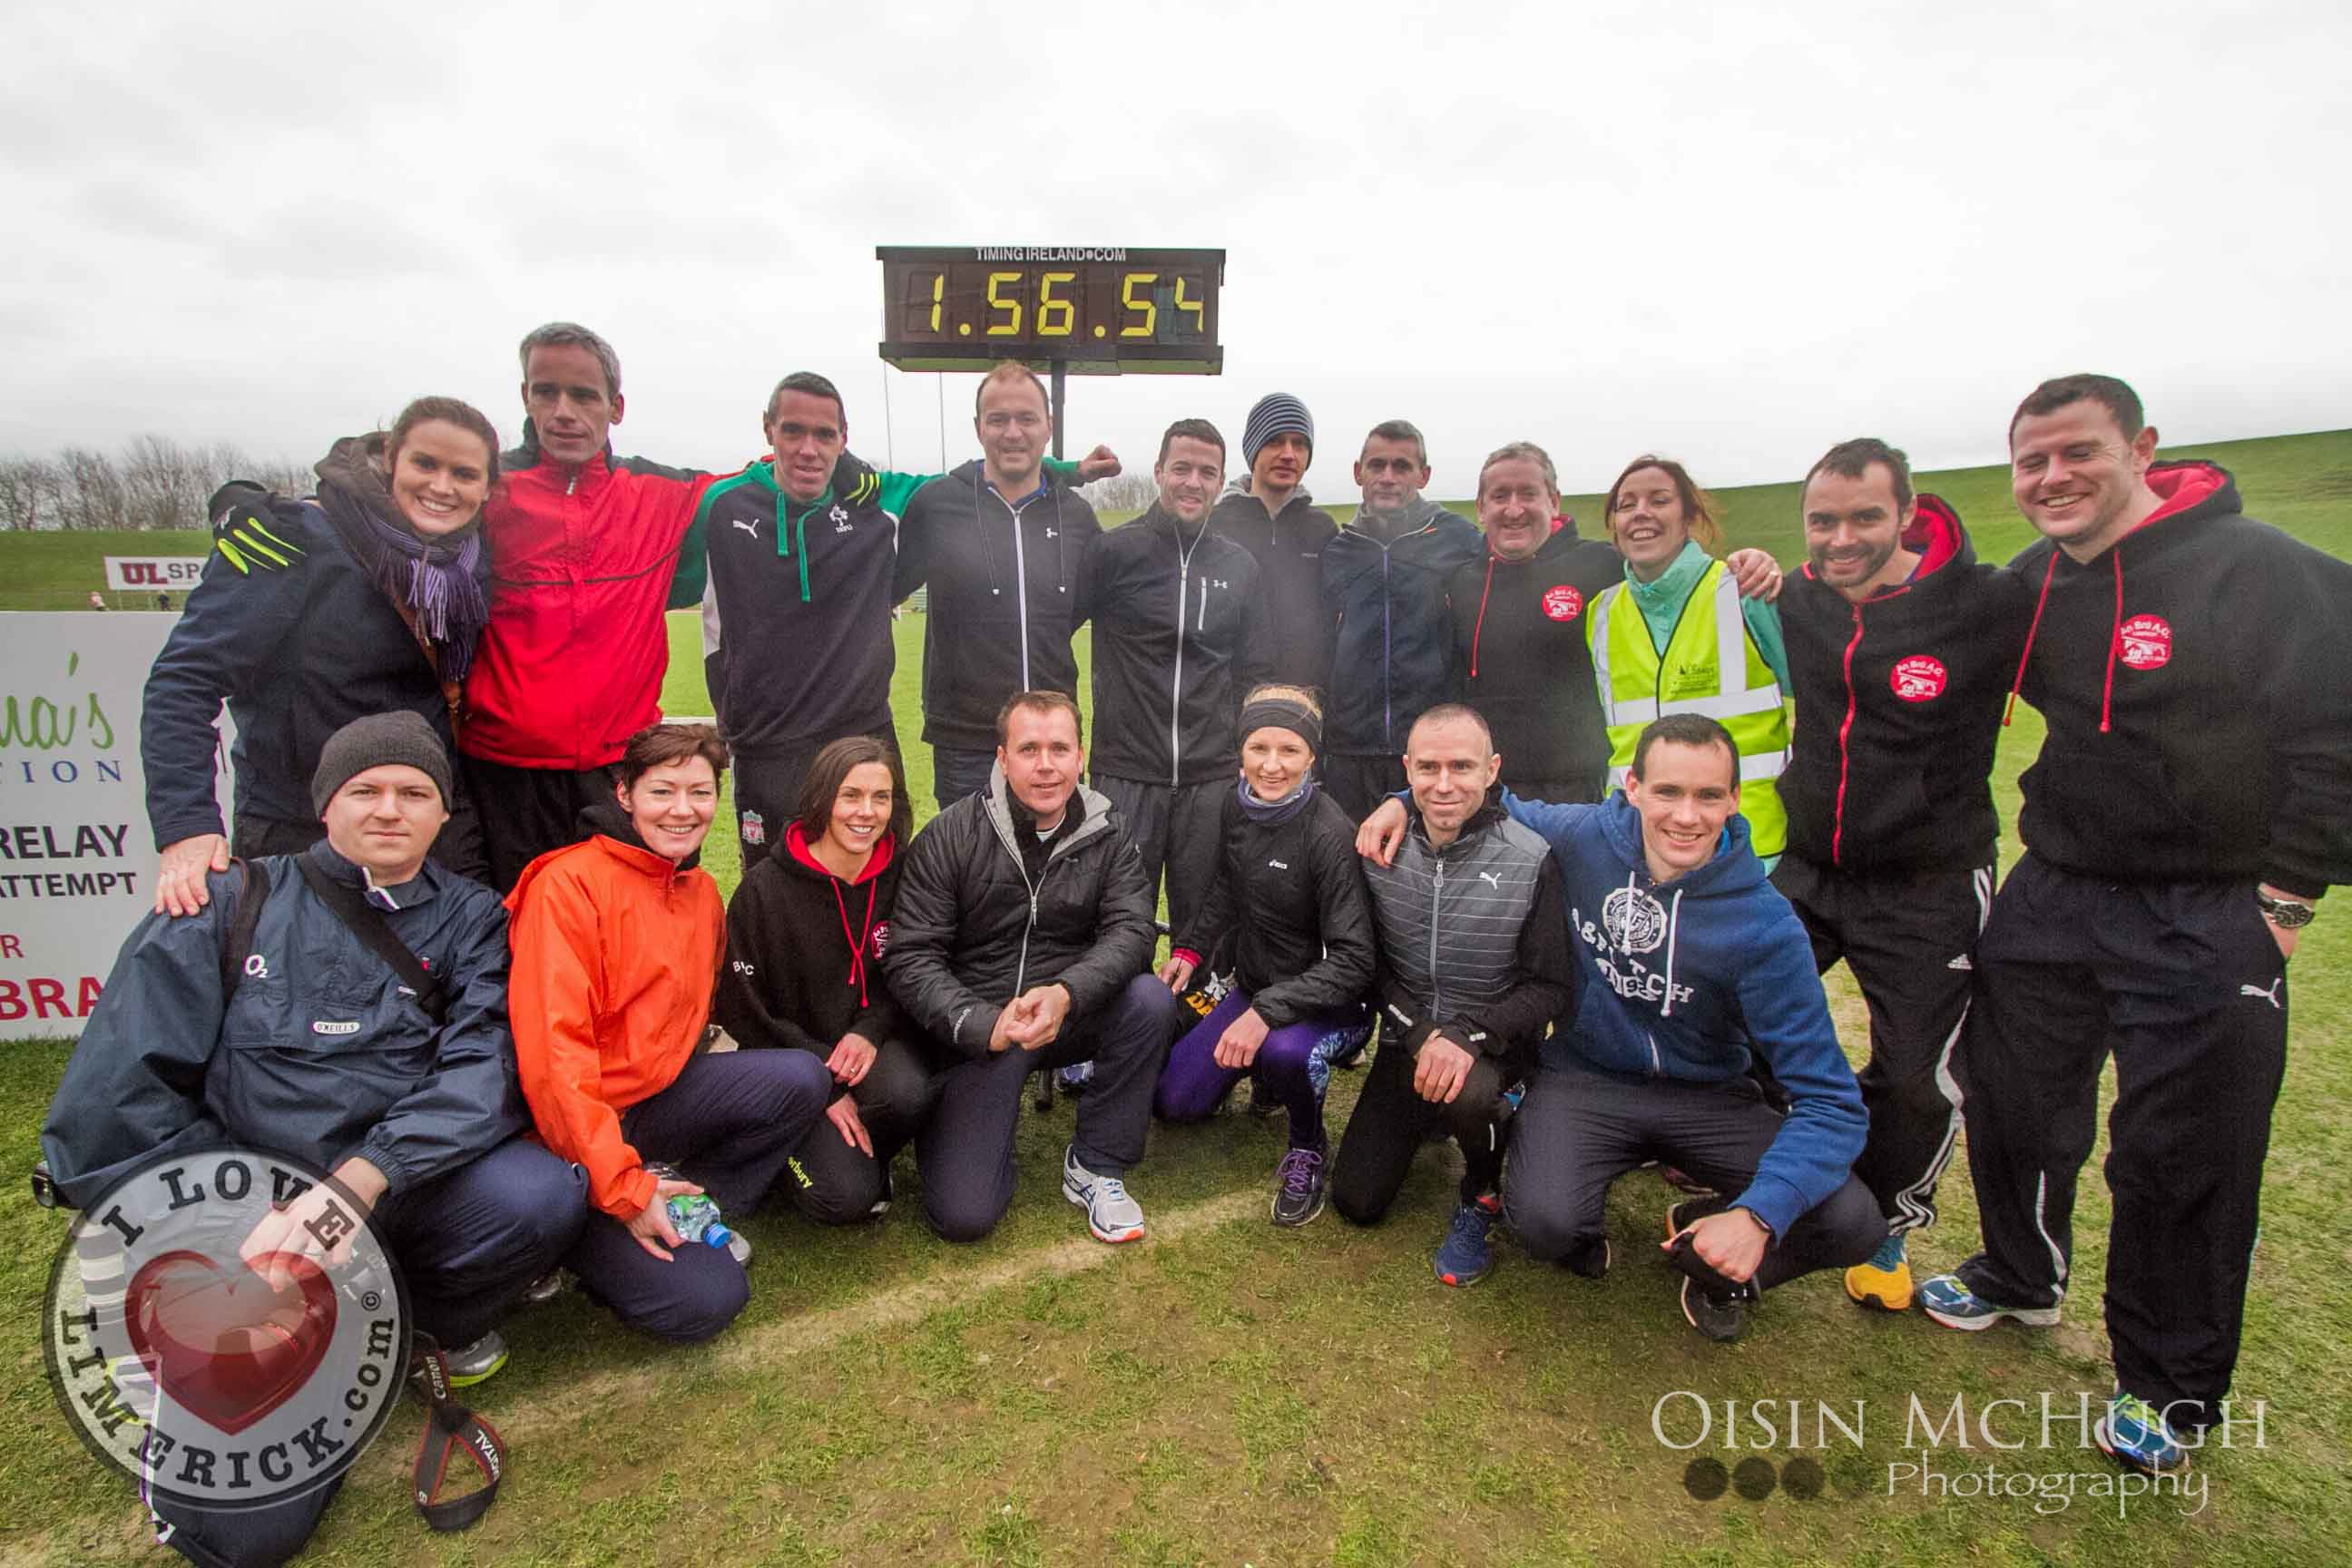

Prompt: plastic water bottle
xmin=643 ymin=1162 xmax=733 ymax=1249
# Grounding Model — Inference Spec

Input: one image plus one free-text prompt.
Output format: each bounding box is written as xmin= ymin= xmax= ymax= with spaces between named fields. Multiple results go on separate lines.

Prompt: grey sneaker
xmin=444 ymin=1330 xmax=509 ymax=1387
xmin=522 ymin=1269 xmax=564 ymax=1305
xmin=1269 ymin=1146 xmax=1328 ymax=1228
xmin=1062 ymin=1145 xmax=1145 ymax=1243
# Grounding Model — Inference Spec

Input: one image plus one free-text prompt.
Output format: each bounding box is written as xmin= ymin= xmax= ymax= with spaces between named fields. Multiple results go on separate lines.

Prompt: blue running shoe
xmin=2097 ymin=1391 xmax=2190 ymax=1475
xmin=1434 ymin=1195 xmax=1499 ymax=1287
xmin=1917 ymin=1271 xmax=2062 ymax=1330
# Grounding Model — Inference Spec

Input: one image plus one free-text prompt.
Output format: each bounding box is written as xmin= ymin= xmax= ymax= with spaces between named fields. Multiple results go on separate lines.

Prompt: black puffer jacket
xmin=883 ymin=769 xmax=1154 ymax=1055
xmin=717 ymin=821 xmax=907 ymax=1055
xmin=897 ymin=462 xmax=1102 ymax=751
xmin=41 ymin=842 xmax=523 ymax=1206
xmin=1170 ymin=786 xmax=1377 ymax=1027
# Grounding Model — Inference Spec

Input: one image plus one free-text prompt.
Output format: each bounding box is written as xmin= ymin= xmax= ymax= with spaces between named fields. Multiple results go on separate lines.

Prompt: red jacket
xmin=463 ymin=427 xmax=715 ymax=769
xmin=505 ymin=820 xmax=726 ymax=1220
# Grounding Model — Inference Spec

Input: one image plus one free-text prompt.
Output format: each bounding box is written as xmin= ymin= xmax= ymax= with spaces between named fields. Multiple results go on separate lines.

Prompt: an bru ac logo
xmin=868 ymin=920 xmax=891 ymax=958
xmin=1602 ymin=885 xmax=1669 ymax=955
xmin=1541 ymin=584 xmax=1584 ymax=622
xmin=2117 ymin=614 xmax=2172 ymax=671
xmin=1891 ymin=655 xmax=1948 ymax=703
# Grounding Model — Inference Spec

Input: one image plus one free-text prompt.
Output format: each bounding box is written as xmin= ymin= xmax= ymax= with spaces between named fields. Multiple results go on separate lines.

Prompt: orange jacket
xmin=505 ymin=829 xmax=725 ymax=1219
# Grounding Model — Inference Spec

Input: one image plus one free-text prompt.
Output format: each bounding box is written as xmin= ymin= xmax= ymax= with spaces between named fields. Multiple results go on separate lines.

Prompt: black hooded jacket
xmin=1779 ymin=496 xmax=2034 ymax=873
xmin=1321 ymin=500 xmax=1483 ymax=755
xmin=1170 ymin=788 xmax=1377 ymax=1027
xmin=1087 ymin=505 xmax=1273 ymax=786
xmin=2004 ymin=461 xmax=2352 ymax=898
xmin=716 ymin=821 xmax=907 ymax=1057
xmin=897 ymin=461 xmax=1102 ymax=751
xmin=1448 ymin=522 xmax=1622 ymax=794
xmin=1209 ymin=484 xmax=1340 ymax=691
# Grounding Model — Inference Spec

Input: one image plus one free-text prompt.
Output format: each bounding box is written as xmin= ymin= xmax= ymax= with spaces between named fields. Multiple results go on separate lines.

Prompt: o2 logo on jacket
xmin=1541 ymin=585 xmax=1584 ymax=622
xmin=2116 ymin=614 xmax=2173 ymax=671
xmin=1601 ymin=886 xmax=1669 ymax=955
xmin=1890 ymin=655 xmax=1948 ymax=703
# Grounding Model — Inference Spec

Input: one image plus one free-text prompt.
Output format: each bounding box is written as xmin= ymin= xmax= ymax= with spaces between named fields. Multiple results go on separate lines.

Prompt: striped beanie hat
xmin=1241 ymin=393 xmax=1314 ymax=466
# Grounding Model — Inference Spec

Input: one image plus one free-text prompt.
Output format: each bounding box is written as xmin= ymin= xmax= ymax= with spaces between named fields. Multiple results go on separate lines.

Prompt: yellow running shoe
xmin=1845 ymin=1232 xmax=1913 ymax=1312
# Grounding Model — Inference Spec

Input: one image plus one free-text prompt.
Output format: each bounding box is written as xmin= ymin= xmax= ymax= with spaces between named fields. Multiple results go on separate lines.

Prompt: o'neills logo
xmin=1890 ymin=655 xmax=1948 ymax=703
xmin=1541 ymin=585 xmax=1584 ymax=622
xmin=44 ymin=1148 xmax=407 ymax=1513
xmin=2117 ymin=614 xmax=2172 ymax=671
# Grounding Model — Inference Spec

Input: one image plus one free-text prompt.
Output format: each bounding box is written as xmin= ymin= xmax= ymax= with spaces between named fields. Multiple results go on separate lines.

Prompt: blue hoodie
xmin=1501 ymin=789 xmax=1864 ymax=1242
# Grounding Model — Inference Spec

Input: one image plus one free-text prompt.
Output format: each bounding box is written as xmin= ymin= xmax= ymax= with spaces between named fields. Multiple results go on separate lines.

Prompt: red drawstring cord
xmin=1468 ymin=556 xmax=1496 ymax=679
xmin=830 ymin=879 xmax=877 ymax=1008
xmin=2099 ymin=550 xmax=2122 ymax=733
xmin=2002 ymin=552 xmax=2060 ymax=727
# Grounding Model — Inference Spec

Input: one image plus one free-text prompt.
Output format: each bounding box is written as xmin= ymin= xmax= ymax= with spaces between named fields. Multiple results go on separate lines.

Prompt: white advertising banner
xmin=1 ymin=612 xmax=230 ymax=1038
xmin=103 ymin=555 xmax=210 ymax=593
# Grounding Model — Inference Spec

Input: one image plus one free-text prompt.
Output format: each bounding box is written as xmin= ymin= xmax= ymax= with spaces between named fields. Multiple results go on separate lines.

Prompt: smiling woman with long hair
xmin=715 ymin=734 xmax=937 ymax=1225
xmin=142 ymin=396 xmax=503 ymax=913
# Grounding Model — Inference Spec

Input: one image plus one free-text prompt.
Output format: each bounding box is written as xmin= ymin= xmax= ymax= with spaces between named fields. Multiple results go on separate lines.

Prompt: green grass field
xmin=1 ymin=431 xmax=2347 ymax=1564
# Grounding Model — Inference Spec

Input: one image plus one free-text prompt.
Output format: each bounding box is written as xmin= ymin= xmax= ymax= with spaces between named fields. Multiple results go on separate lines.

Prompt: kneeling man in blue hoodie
xmin=1360 ymin=712 xmax=1879 ymax=1339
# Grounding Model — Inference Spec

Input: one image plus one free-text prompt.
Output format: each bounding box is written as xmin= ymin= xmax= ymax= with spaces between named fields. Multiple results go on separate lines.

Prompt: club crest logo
xmin=869 ymin=920 xmax=890 ymax=958
xmin=1602 ymin=885 xmax=1669 ymax=955
xmin=738 ymin=809 xmax=765 ymax=847
xmin=44 ymin=1148 xmax=407 ymax=1513
xmin=1542 ymin=584 xmax=1584 ymax=622
xmin=1890 ymin=655 xmax=1948 ymax=703
xmin=2117 ymin=614 xmax=2172 ymax=671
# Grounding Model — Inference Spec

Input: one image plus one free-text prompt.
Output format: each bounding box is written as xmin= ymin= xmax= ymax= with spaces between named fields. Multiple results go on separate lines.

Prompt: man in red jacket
xmin=462 ymin=323 xmax=877 ymax=888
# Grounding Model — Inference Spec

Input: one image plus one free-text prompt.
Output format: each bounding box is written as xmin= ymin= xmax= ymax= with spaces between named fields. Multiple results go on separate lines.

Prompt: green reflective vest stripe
xmin=1587 ymin=559 xmax=1791 ymax=856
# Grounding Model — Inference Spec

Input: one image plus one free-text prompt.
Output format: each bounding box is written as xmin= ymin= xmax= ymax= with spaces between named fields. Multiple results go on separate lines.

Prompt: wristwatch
xmin=2255 ymin=890 xmax=2317 ymax=929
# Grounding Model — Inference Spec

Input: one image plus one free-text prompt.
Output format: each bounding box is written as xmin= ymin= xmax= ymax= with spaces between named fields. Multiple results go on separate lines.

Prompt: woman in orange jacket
xmin=507 ymin=722 xmax=829 ymax=1342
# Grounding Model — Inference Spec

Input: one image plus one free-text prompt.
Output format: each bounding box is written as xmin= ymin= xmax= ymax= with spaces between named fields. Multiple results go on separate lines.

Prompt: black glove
xmin=831 ymin=451 xmax=880 ymax=508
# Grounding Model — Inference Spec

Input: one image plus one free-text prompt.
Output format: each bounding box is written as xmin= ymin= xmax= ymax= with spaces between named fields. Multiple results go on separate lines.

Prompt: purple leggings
xmin=1152 ymin=987 xmax=1370 ymax=1151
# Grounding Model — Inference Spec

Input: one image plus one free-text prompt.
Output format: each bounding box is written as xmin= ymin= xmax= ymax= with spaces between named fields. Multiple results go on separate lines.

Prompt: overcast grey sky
xmin=4 ymin=0 xmax=2344 ymax=500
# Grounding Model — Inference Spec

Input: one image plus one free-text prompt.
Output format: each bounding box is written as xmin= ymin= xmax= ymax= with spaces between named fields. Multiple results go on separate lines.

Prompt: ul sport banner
xmin=0 ymin=613 xmax=232 ymax=1038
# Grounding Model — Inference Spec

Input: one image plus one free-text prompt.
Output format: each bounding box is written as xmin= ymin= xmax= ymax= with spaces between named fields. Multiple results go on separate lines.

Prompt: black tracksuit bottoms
xmin=1953 ymin=853 xmax=2288 ymax=1427
xmin=916 ymin=974 xmax=1183 ymax=1243
xmin=773 ymin=1036 xmax=938 ymax=1225
xmin=731 ymin=715 xmax=901 ymax=866
xmin=457 ymin=753 xmax=619 ymax=891
xmin=1771 ymin=854 xmax=1990 ymax=1235
xmin=1322 ymin=753 xmax=1408 ymax=826
xmin=1093 ymin=773 xmax=1224 ymax=936
xmin=1331 ymin=1027 xmax=1524 ymax=1222
xmin=1506 ymin=1065 xmax=1882 ymax=1288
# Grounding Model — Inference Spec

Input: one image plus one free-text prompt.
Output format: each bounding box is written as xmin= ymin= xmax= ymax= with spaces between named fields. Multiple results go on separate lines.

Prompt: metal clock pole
xmin=1050 ymin=360 xmax=1067 ymax=461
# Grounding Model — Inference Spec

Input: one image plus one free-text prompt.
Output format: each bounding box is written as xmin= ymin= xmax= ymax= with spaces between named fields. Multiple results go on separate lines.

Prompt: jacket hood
xmin=1218 ymin=475 xmax=1316 ymax=507
xmin=1595 ymin=790 xmax=1765 ymax=899
xmin=314 ymin=433 xmax=487 ymax=546
xmin=1348 ymin=494 xmax=1449 ymax=539
xmin=2004 ymin=460 xmax=2241 ymax=735
xmin=780 ymin=818 xmax=897 ymax=884
xmin=569 ymin=795 xmax=705 ymax=873
xmin=1796 ymin=492 xmax=1972 ymax=597
xmin=1485 ymin=518 xmax=1583 ymax=564
xmin=982 ymin=764 xmax=1113 ymax=858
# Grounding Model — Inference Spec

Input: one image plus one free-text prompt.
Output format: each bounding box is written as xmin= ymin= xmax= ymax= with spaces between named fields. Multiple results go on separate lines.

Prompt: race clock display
xmin=877 ymin=246 xmax=1224 ymax=374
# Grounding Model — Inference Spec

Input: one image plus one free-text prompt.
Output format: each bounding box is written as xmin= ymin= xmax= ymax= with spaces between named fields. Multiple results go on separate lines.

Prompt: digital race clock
xmin=877 ymin=246 xmax=1224 ymax=375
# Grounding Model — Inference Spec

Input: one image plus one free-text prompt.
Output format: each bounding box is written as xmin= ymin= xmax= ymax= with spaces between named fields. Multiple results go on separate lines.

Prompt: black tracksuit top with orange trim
xmin=2004 ymin=461 xmax=2352 ymax=898
xmin=1779 ymin=497 xmax=2034 ymax=875
xmin=1446 ymin=523 xmax=1622 ymax=792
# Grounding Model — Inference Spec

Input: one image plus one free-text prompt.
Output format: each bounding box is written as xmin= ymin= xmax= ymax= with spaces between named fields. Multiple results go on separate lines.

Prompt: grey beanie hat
xmin=1241 ymin=393 xmax=1314 ymax=467
xmin=310 ymin=710 xmax=454 ymax=815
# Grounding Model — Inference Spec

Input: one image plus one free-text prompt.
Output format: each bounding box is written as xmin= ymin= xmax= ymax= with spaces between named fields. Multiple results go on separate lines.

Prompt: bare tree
xmin=0 ymin=457 xmax=64 ymax=531
xmin=1080 ymin=469 xmax=1159 ymax=514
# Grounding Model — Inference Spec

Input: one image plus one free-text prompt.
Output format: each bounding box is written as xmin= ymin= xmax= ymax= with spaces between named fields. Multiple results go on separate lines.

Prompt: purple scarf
xmin=314 ymin=435 xmax=489 ymax=683
xmin=1237 ymin=771 xmax=1318 ymax=827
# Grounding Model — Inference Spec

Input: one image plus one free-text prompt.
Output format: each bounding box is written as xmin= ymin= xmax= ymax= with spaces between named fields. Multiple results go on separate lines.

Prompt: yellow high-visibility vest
xmin=1587 ymin=558 xmax=1791 ymax=857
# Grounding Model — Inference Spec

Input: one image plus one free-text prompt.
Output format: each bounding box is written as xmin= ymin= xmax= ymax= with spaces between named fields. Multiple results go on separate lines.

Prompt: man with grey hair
xmin=1318 ymin=420 xmax=1481 ymax=819
xmin=463 ymin=323 xmax=878 ymax=887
